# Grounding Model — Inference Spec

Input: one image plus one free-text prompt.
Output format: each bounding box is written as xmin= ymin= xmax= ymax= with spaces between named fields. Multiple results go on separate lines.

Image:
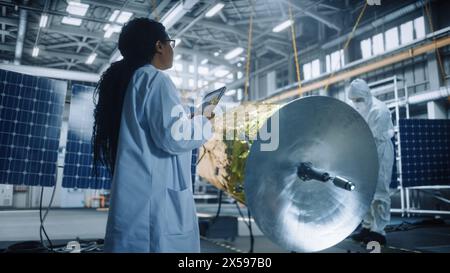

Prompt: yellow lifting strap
xmin=244 ymin=3 xmax=254 ymax=101
xmin=286 ymin=0 xmax=367 ymax=96
xmin=288 ymin=1 xmax=302 ymax=96
xmin=244 ymin=0 xmax=299 ymax=99
xmin=324 ymin=1 xmax=368 ymax=92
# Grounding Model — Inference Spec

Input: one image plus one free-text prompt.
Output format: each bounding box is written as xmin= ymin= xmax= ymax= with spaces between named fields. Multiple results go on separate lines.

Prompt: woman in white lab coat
xmin=92 ymin=18 xmax=213 ymax=252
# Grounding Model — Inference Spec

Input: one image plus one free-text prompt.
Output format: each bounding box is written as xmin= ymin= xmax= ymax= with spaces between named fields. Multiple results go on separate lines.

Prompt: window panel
xmin=361 ymin=38 xmax=372 ymax=59
xmin=372 ymin=33 xmax=385 ymax=55
xmin=385 ymin=27 xmax=399 ymax=50
xmin=414 ymin=16 xmax=425 ymax=39
xmin=400 ymin=21 xmax=414 ymax=44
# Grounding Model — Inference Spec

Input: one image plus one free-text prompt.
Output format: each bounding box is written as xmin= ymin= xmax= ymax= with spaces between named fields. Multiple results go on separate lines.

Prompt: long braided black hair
xmin=92 ymin=18 xmax=169 ymax=178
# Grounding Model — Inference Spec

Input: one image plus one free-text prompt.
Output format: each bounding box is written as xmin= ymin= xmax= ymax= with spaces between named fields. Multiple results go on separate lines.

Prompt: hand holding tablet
xmin=193 ymin=86 xmax=226 ymax=119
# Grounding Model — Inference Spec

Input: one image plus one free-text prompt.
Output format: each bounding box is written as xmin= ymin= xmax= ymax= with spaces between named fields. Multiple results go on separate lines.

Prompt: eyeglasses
xmin=166 ymin=39 xmax=176 ymax=48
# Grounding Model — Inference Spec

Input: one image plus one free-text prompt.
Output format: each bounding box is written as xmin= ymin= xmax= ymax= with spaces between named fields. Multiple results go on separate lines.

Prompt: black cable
xmin=234 ymin=201 xmax=254 ymax=253
xmin=385 ymin=218 xmax=450 ymax=233
xmin=3 ymin=187 xmax=56 ymax=253
xmin=234 ymin=201 xmax=249 ymax=229
xmin=212 ymin=190 xmax=223 ymax=224
xmin=6 ymin=186 xmax=103 ymax=253
xmin=196 ymin=145 xmax=207 ymax=165
xmin=39 ymin=188 xmax=53 ymax=250
xmin=4 ymin=241 xmax=47 ymax=253
xmin=39 ymin=187 xmax=53 ymax=251
xmin=39 ymin=191 xmax=43 ymax=249
xmin=247 ymin=208 xmax=254 ymax=253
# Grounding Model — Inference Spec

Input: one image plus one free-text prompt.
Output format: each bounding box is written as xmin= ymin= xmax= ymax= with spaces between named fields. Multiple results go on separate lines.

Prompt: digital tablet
xmin=195 ymin=86 xmax=226 ymax=116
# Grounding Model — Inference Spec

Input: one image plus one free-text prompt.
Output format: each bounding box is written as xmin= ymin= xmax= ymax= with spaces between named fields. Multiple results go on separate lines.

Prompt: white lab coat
xmin=348 ymin=79 xmax=395 ymax=235
xmin=104 ymin=64 xmax=212 ymax=252
xmin=361 ymin=97 xmax=395 ymax=234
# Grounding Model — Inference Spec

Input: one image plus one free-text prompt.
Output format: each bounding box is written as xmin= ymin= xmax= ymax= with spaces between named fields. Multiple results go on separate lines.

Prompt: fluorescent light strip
xmin=205 ymin=3 xmax=225 ymax=18
xmin=39 ymin=14 xmax=48 ymax=28
xmin=224 ymin=47 xmax=244 ymax=60
xmin=103 ymin=24 xmax=122 ymax=38
xmin=62 ymin=16 xmax=82 ymax=26
xmin=108 ymin=10 xmax=133 ymax=24
xmin=116 ymin=11 xmax=133 ymax=24
xmin=215 ymin=69 xmax=229 ymax=77
xmin=85 ymin=53 xmax=97 ymax=64
xmin=104 ymin=28 xmax=114 ymax=38
xmin=66 ymin=1 xmax=89 ymax=16
xmin=109 ymin=10 xmax=120 ymax=22
xmin=272 ymin=19 xmax=293 ymax=33
xmin=32 ymin=47 xmax=39 ymax=57
xmin=161 ymin=3 xmax=184 ymax=30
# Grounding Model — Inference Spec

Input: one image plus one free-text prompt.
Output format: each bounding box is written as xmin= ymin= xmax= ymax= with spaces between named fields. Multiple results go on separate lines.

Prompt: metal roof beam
xmin=278 ymin=0 xmax=341 ymax=31
xmin=77 ymin=0 xmax=150 ymax=17
xmin=0 ymin=44 xmax=108 ymax=63
xmin=0 ymin=63 xmax=100 ymax=82
xmin=175 ymin=47 xmax=241 ymax=71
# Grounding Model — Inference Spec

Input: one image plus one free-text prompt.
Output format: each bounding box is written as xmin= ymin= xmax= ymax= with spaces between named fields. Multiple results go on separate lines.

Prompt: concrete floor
xmin=0 ymin=208 xmax=107 ymax=242
xmin=1 ymin=205 xmax=449 ymax=253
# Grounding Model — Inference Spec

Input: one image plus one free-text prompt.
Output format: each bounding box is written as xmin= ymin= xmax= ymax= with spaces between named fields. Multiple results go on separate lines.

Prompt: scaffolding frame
xmin=368 ymin=75 xmax=409 ymax=216
xmin=405 ymin=186 xmax=450 ymax=215
xmin=370 ymin=76 xmax=450 ymax=216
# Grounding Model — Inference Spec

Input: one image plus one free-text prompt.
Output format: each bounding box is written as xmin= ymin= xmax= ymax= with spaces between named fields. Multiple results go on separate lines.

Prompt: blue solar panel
xmin=399 ymin=119 xmax=450 ymax=187
xmin=62 ymin=84 xmax=111 ymax=189
xmin=0 ymin=69 xmax=66 ymax=187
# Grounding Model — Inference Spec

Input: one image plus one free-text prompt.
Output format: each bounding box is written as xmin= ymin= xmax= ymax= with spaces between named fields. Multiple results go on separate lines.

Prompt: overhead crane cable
xmin=288 ymin=1 xmax=302 ymax=96
xmin=244 ymin=3 xmax=254 ymax=101
xmin=324 ymin=1 xmax=368 ymax=92
xmin=424 ymin=0 xmax=447 ymax=84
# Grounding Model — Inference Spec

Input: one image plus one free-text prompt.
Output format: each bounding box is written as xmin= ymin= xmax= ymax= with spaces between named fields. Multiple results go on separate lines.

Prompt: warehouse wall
xmin=253 ymin=1 xmax=450 ymax=106
xmin=246 ymin=1 xmax=450 ymax=215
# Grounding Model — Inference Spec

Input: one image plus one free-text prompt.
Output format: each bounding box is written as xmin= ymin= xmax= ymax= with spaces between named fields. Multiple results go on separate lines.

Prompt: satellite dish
xmin=198 ymin=96 xmax=378 ymax=252
xmin=244 ymin=96 xmax=378 ymax=252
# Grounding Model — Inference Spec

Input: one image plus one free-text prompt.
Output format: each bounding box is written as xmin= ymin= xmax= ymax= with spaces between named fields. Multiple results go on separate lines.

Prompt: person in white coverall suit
xmin=347 ymin=79 xmax=395 ymax=245
xmin=92 ymin=18 xmax=213 ymax=252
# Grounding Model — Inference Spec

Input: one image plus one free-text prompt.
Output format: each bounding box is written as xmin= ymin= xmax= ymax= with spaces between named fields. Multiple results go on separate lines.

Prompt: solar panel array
xmin=0 ymin=69 xmax=66 ymax=187
xmin=62 ymin=84 xmax=111 ymax=189
xmin=399 ymin=119 xmax=450 ymax=187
